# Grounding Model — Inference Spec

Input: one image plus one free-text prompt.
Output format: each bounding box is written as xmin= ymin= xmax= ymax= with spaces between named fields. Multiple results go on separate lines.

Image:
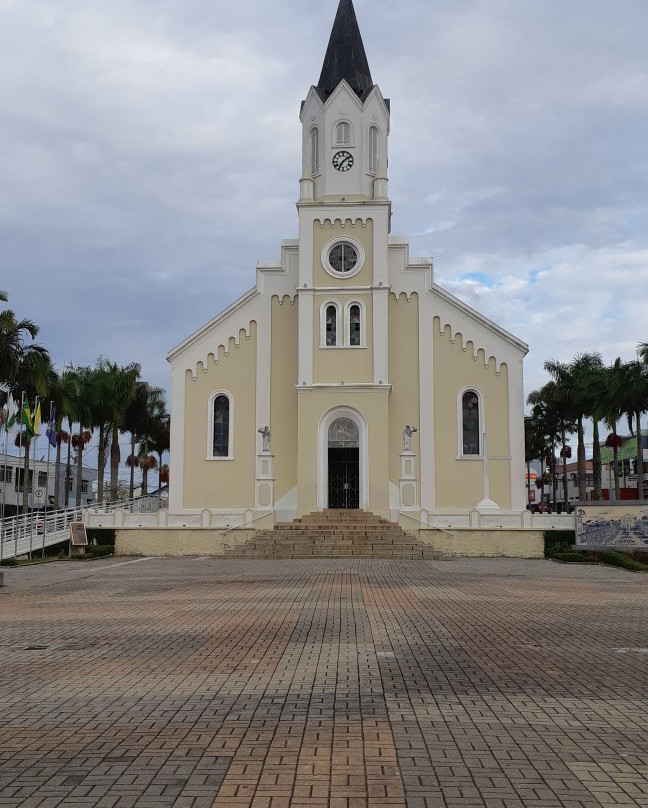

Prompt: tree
xmin=602 ymin=359 xmax=627 ymax=500
xmin=148 ymin=413 xmax=170 ymax=491
xmin=0 ymin=307 xmax=52 ymax=511
xmin=123 ymin=382 xmax=166 ymax=497
xmin=638 ymin=342 xmax=648 ymax=363
xmin=545 ymin=353 xmax=604 ymax=502
xmin=622 ymin=361 xmax=648 ymax=500
xmin=527 ymin=381 xmax=575 ymax=508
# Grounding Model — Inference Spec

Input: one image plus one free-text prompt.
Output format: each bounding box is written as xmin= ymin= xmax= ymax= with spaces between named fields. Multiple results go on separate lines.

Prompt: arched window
xmin=349 ymin=304 xmax=361 ymax=346
xmin=462 ymin=390 xmax=480 ymax=455
xmin=310 ymin=127 xmax=320 ymax=175
xmin=335 ymin=121 xmax=351 ymax=146
xmin=325 ymin=304 xmax=338 ymax=346
xmin=368 ymin=126 xmax=379 ymax=174
xmin=212 ymin=394 xmax=230 ymax=457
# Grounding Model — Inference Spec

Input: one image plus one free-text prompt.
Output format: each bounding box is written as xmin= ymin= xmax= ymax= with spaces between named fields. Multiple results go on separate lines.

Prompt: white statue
xmin=258 ymin=426 xmax=271 ymax=452
xmin=402 ymin=424 xmax=417 ymax=452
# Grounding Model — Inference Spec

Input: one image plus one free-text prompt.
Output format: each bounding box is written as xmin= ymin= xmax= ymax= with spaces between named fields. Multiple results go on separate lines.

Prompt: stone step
xmin=224 ymin=509 xmax=452 ymax=560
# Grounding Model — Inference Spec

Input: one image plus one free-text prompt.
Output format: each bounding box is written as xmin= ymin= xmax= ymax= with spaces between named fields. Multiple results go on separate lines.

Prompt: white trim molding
xmin=320 ymin=300 xmax=341 ymax=347
xmin=321 ymin=236 xmax=366 ymax=280
xmin=343 ymin=299 xmax=366 ymax=347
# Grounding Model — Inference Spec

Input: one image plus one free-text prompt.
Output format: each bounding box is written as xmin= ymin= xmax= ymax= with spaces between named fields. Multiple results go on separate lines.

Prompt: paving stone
xmin=0 ymin=557 xmax=647 ymax=807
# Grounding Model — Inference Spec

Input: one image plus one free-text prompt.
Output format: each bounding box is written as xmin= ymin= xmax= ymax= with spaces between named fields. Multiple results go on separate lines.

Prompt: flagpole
xmin=42 ymin=400 xmax=54 ymax=556
xmin=16 ymin=392 xmax=25 ymax=559
xmin=29 ymin=395 xmax=39 ymax=558
xmin=1 ymin=400 xmax=8 ymax=564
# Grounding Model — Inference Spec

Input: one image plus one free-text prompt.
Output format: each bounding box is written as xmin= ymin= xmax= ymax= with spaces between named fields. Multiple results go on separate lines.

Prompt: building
xmin=167 ymin=0 xmax=529 ymax=528
xmin=0 ymin=453 xmax=98 ymax=516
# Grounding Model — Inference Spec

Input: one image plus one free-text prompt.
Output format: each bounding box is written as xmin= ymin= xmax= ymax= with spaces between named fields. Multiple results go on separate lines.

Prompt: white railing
xmin=0 ymin=505 xmax=84 ymax=561
xmin=87 ymin=494 xmax=165 ymax=515
xmin=0 ymin=494 xmax=165 ymax=561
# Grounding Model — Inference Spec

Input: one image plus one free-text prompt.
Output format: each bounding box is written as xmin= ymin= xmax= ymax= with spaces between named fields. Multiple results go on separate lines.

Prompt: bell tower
xmin=299 ymin=0 xmax=390 ymax=204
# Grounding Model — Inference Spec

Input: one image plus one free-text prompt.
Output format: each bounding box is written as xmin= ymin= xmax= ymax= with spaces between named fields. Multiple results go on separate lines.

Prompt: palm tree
xmin=123 ymin=382 xmax=166 ymax=497
xmin=527 ymin=381 xmax=576 ymax=509
xmin=545 ymin=353 xmax=603 ymax=502
xmin=622 ymin=361 xmax=648 ymax=500
xmin=602 ymin=359 xmax=626 ymax=500
xmin=0 ymin=308 xmax=52 ymax=511
xmin=638 ymin=342 xmax=648 ymax=363
xmin=97 ymin=360 xmax=141 ymax=502
xmin=148 ymin=413 xmax=170 ymax=491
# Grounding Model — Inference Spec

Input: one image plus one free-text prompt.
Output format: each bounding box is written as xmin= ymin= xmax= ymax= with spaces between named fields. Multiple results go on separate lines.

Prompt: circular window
xmin=329 ymin=242 xmax=357 ymax=273
xmin=322 ymin=238 xmax=365 ymax=279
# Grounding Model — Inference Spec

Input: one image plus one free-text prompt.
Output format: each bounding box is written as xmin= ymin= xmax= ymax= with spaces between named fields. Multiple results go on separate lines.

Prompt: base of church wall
xmin=417 ymin=528 xmax=544 ymax=558
xmin=114 ymin=525 xmax=545 ymax=558
xmin=115 ymin=528 xmax=258 ymax=557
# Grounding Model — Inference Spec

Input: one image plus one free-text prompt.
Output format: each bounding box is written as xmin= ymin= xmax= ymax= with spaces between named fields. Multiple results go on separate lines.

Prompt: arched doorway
xmin=327 ymin=417 xmax=360 ymax=509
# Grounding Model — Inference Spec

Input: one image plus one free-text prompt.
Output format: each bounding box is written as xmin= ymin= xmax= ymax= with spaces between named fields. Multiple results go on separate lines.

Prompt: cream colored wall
xmin=183 ymin=323 xmax=257 ymax=510
xmin=312 ymin=218 xmax=374 ymax=287
xmin=417 ymin=529 xmax=544 ymax=558
xmin=313 ymin=294 xmax=373 ymax=384
xmin=388 ymin=293 xmax=421 ymax=485
xmin=296 ymin=389 xmax=390 ymax=517
xmin=115 ymin=528 xmax=257 ymax=556
xmin=433 ymin=319 xmax=512 ymax=509
xmin=271 ymin=296 xmax=299 ymax=502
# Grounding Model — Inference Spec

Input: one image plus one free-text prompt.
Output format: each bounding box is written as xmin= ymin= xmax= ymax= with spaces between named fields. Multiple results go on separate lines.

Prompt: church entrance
xmin=327 ymin=418 xmax=360 ymax=509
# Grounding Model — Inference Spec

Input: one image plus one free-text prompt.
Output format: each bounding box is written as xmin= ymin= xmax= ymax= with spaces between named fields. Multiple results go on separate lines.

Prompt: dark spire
xmin=316 ymin=0 xmax=373 ymax=102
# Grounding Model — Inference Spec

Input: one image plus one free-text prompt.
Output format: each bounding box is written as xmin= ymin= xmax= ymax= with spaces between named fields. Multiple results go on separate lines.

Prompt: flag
xmin=5 ymin=395 xmax=18 ymax=431
xmin=46 ymin=404 xmax=57 ymax=448
xmin=33 ymin=402 xmax=42 ymax=435
xmin=21 ymin=401 xmax=35 ymax=441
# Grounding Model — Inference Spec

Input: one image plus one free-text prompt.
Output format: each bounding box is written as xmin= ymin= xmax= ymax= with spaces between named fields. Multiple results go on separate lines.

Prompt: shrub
xmin=85 ymin=544 xmax=114 ymax=558
xmin=0 ymin=558 xmax=18 ymax=566
xmin=592 ymin=550 xmax=648 ymax=572
xmin=544 ymin=530 xmax=576 ymax=558
xmin=552 ymin=551 xmax=596 ymax=563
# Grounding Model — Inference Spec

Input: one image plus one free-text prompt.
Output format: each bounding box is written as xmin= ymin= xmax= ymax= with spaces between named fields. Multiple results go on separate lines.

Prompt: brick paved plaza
xmin=1 ymin=557 xmax=647 ymax=808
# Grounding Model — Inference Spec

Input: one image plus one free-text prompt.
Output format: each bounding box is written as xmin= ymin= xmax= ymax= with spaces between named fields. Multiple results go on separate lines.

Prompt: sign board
xmin=33 ymin=488 xmax=46 ymax=506
xmin=69 ymin=521 xmax=88 ymax=546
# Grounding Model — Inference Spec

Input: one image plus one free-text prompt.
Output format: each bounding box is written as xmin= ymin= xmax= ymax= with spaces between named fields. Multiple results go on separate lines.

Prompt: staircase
xmin=224 ymin=509 xmax=450 ymax=559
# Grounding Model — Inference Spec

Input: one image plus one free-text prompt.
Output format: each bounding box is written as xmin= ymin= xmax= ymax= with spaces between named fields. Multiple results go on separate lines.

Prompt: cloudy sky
xmin=2 ymin=0 xmax=647 ymax=469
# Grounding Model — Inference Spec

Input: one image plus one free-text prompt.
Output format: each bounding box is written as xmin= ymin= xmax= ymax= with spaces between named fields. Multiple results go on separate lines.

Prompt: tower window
xmin=349 ymin=305 xmax=361 ymax=346
xmin=329 ymin=242 xmax=358 ymax=273
xmin=310 ymin=127 xmax=320 ymax=175
xmin=368 ymin=126 xmax=379 ymax=174
xmin=335 ymin=121 xmax=351 ymax=146
xmin=212 ymin=394 xmax=230 ymax=457
xmin=462 ymin=390 xmax=480 ymax=455
xmin=326 ymin=304 xmax=339 ymax=346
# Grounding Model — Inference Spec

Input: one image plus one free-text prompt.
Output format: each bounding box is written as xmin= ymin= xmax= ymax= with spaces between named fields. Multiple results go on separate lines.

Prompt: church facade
xmin=167 ymin=0 xmax=528 ymax=529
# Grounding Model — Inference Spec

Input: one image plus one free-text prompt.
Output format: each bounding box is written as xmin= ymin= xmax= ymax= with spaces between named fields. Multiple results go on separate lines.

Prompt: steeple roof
xmin=316 ymin=0 xmax=374 ymax=102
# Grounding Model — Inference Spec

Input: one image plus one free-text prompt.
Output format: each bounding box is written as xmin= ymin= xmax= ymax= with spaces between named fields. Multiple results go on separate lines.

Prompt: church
xmin=167 ymin=0 xmax=529 ymax=531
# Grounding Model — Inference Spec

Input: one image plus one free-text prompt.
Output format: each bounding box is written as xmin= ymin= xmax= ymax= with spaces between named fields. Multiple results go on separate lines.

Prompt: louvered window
xmin=310 ymin=127 xmax=320 ymax=175
xmin=368 ymin=126 xmax=379 ymax=174
xmin=336 ymin=122 xmax=351 ymax=145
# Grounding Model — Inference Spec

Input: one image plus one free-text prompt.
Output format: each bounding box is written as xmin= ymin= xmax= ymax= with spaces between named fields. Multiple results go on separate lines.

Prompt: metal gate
xmin=328 ymin=448 xmax=359 ymax=509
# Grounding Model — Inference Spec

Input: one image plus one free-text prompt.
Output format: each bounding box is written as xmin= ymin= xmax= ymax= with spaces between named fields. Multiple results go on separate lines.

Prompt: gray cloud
xmin=1 ymin=0 xmax=646 ymax=438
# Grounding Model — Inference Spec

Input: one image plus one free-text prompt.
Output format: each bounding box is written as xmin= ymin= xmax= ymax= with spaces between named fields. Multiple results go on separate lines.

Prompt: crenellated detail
xmin=187 ymin=326 xmax=255 ymax=380
xmin=435 ymin=318 xmax=505 ymax=373
xmin=316 ymin=216 xmax=368 ymax=229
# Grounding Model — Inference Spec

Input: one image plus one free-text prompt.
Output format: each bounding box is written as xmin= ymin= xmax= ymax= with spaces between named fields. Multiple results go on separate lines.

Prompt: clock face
xmin=332 ymin=150 xmax=354 ymax=171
